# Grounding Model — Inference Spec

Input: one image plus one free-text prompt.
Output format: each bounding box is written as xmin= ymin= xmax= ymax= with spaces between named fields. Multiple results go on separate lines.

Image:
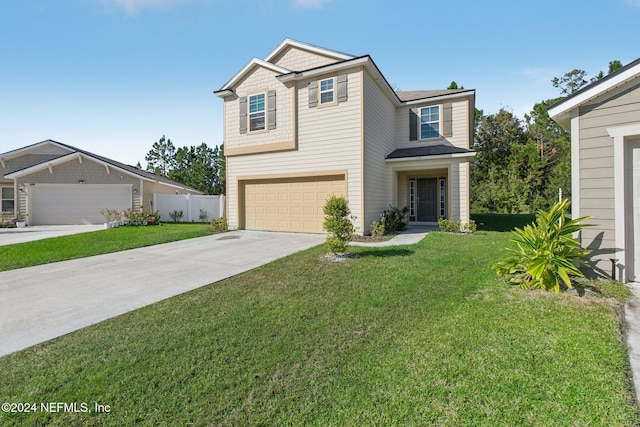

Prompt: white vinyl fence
xmin=153 ymin=194 xmax=225 ymax=223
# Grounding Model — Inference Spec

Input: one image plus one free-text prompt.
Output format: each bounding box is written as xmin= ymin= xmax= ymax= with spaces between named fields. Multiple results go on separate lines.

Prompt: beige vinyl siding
xmin=227 ymin=67 xmax=363 ymax=231
xmin=362 ymin=68 xmax=397 ymax=228
xmin=224 ymin=66 xmax=294 ymax=152
xmin=270 ymin=46 xmax=340 ymax=71
xmin=577 ymin=81 xmax=640 ymax=273
xmin=449 ymin=160 xmax=469 ymax=222
xmin=395 ymin=98 xmax=471 ymax=149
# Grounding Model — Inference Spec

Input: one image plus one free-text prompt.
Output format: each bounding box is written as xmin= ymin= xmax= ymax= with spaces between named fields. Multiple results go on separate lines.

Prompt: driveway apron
xmin=0 ymin=230 xmax=324 ymax=357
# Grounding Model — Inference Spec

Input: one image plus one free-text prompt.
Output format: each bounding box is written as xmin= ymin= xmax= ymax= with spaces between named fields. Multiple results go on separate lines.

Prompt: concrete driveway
xmin=0 ymin=230 xmax=324 ymax=357
xmin=0 ymin=224 xmax=105 ymax=246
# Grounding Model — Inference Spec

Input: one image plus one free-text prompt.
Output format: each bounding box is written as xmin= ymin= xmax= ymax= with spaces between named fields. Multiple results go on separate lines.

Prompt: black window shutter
xmin=443 ymin=102 xmax=452 ymax=137
xmin=337 ymin=74 xmax=348 ymax=103
xmin=268 ymin=90 xmax=276 ymax=130
xmin=239 ymin=96 xmax=247 ymax=134
xmin=308 ymin=81 xmax=318 ymax=108
xmin=409 ymin=109 xmax=418 ymax=141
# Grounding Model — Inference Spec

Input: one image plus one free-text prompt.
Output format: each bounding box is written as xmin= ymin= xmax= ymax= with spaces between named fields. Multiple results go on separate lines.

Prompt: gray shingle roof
xmin=395 ymin=89 xmax=471 ymax=102
xmin=386 ymin=145 xmax=475 ymax=159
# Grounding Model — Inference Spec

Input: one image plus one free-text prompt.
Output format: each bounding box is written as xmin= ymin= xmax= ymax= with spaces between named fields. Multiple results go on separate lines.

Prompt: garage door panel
xmin=31 ymin=184 xmax=132 ymax=225
xmin=243 ymin=175 xmax=345 ymax=233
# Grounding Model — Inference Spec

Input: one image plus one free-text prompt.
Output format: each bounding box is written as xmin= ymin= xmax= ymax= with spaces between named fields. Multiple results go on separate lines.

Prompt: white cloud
xmin=626 ymin=0 xmax=640 ymax=8
xmin=101 ymin=0 xmax=201 ymax=15
xmin=292 ymin=0 xmax=332 ymax=9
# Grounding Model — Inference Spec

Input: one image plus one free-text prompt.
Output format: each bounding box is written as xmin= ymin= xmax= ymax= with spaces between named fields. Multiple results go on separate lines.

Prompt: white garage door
xmin=242 ymin=175 xmax=345 ymax=233
xmin=30 ymin=184 xmax=132 ymax=225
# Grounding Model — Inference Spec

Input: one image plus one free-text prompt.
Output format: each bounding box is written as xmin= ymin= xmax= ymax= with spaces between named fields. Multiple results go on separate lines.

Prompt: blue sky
xmin=2 ymin=0 xmax=640 ymax=167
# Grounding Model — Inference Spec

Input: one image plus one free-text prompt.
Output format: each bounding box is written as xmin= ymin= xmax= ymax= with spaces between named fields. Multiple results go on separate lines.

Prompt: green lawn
xmin=1 ymin=231 xmax=637 ymax=425
xmin=0 ymin=224 xmax=212 ymax=272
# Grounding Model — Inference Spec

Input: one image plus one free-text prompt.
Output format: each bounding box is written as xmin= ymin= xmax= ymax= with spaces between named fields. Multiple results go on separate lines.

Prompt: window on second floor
xmin=319 ymin=77 xmax=335 ymax=105
xmin=420 ymin=105 xmax=440 ymax=139
xmin=249 ymin=93 xmax=266 ymax=132
xmin=1 ymin=187 xmax=14 ymax=212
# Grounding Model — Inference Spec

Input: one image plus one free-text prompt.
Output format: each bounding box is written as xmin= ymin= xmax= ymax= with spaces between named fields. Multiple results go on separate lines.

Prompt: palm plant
xmin=495 ymin=199 xmax=592 ymax=292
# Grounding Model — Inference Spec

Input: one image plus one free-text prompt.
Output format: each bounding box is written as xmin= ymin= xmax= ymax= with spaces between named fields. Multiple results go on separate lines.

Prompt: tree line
xmin=144 ymin=135 xmax=225 ymax=195
xmin=468 ymin=60 xmax=623 ymax=214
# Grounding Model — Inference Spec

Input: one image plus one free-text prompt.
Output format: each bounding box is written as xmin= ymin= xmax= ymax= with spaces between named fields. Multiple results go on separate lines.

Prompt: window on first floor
xmin=1 ymin=187 xmax=14 ymax=212
xmin=249 ymin=92 xmax=266 ymax=131
xmin=420 ymin=105 xmax=440 ymax=139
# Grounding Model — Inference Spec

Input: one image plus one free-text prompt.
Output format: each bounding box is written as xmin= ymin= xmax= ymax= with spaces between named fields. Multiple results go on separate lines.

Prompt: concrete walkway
xmin=0 ymin=224 xmax=105 ymax=246
xmin=626 ymin=282 xmax=640 ymax=406
xmin=349 ymin=225 xmax=435 ymax=247
xmin=0 ymin=230 xmax=324 ymax=357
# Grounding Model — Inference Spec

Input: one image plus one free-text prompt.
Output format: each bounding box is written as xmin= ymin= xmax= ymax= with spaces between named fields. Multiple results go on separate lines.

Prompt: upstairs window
xmin=1 ymin=187 xmax=14 ymax=212
xmin=249 ymin=93 xmax=266 ymax=131
xmin=319 ymin=77 xmax=335 ymax=104
xmin=420 ymin=105 xmax=440 ymax=139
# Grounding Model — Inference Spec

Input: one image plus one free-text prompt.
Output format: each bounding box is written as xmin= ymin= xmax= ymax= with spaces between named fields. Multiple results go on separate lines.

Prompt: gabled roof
xmin=215 ymin=38 xmax=476 ymax=107
xmin=548 ymin=57 xmax=640 ymax=129
xmin=215 ymin=58 xmax=291 ymax=94
xmin=2 ymin=139 xmax=201 ymax=193
xmin=264 ymin=38 xmax=355 ymax=63
xmin=396 ymin=89 xmax=473 ymax=102
xmin=215 ymin=38 xmax=355 ymax=96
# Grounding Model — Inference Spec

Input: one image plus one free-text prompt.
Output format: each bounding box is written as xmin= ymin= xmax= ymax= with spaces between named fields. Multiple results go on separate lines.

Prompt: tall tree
xmin=552 ymin=69 xmax=589 ymax=95
xmin=214 ymin=144 xmax=225 ymax=195
xmin=145 ymin=135 xmax=176 ymax=177
xmin=608 ymin=60 xmax=623 ymax=74
xmin=447 ymin=81 xmax=464 ymax=90
xmin=168 ymin=143 xmax=223 ymax=195
xmin=471 ymin=109 xmax=530 ymax=213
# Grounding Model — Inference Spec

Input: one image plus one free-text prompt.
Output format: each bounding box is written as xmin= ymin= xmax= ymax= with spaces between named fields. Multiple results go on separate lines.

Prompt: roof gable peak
xmin=264 ymin=38 xmax=355 ymax=63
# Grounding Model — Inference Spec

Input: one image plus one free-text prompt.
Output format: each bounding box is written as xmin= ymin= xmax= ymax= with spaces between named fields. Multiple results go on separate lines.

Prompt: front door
xmin=416 ymin=178 xmax=437 ymax=222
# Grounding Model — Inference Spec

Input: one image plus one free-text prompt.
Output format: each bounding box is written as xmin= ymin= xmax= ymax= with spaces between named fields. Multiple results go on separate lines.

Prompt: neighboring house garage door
xmin=242 ymin=175 xmax=345 ymax=233
xmin=30 ymin=184 xmax=132 ymax=225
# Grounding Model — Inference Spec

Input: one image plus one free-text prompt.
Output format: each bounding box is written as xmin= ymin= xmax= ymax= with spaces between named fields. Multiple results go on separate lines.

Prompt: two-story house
xmin=215 ymin=38 xmax=475 ymax=234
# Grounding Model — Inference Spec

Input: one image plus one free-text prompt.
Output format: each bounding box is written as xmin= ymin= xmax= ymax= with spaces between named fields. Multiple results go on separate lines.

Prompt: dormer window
xmin=249 ymin=93 xmax=266 ymax=131
xmin=319 ymin=77 xmax=335 ymax=105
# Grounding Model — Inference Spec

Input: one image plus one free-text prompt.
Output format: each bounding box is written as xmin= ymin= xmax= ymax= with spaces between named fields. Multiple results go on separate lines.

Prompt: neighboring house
xmin=548 ymin=57 xmax=640 ymax=282
xmin=214 ymin=38 xmax=476 ymax=234
xmin=0 ymin=139 xmax=200 ymax=225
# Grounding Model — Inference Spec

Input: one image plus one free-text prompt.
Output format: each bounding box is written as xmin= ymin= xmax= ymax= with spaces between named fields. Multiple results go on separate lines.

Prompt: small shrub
xmin=169 ymin=210 xmax=184 ymax=223
xmin=323 ymin=195 xmax=355 ymax=254
xmin=147 ymin=211 xmax=161 ymax=225
xmin=438 ymin=218 xmax=476 ymax=234
xmin=199 ymin=209 xmax=209 ymax=222
xmin=381 ymin=206 xmax=409 ymax=233
xmin=494 ymin=199 xmax=593 ymax=292
xmin=462 ymin=219 xmax=477 ymax=233
xmin=369 ymin=220 xmax=385 ymax=240
xmin=210 ymin=217 xmax=228 ymax=233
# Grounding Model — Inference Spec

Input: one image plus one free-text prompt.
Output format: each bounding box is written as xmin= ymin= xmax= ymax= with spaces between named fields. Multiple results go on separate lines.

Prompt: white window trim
xmin=419 ymin=105 xmax=441 ymax=140
xmin=319 ymin=77 xmax=336 ymax=106
xmin=1 ymin=185 xmax=15 ymax=213
xmin=439 ymin=177 xmax=446 ymax=218
xmin=248 ymin=92 xmax=266 ymax=132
